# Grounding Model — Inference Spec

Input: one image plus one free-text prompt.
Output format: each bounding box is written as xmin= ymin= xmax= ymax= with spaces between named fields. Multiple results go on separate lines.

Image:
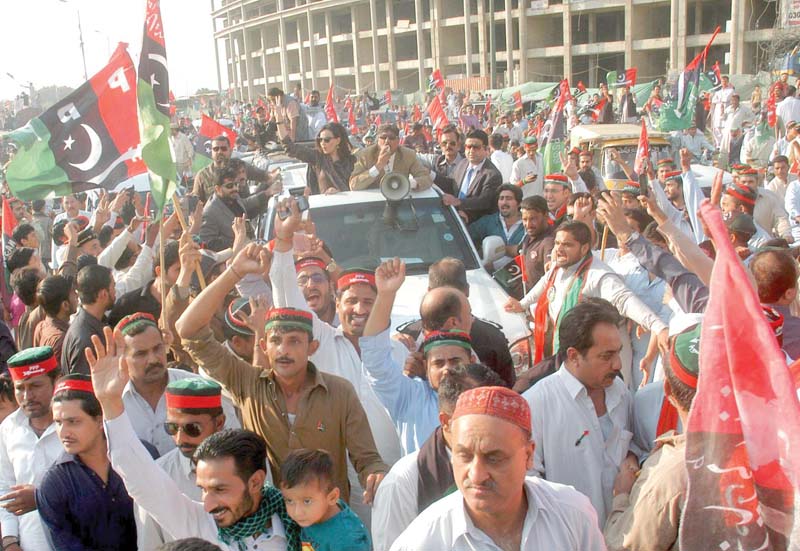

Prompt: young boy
xmin=279 ymin=449 xmax=371 ymax=551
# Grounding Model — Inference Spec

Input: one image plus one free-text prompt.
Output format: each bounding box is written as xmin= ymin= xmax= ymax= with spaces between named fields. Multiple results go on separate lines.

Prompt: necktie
xmin=460 ymin=167 xmax=475 ymax=199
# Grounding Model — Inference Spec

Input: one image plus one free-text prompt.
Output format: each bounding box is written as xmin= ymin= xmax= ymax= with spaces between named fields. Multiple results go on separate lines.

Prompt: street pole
xmin=77 ymin=9 xmax=88 ymax=81
xmin=488 ymin=0 xmax=496 ymax=89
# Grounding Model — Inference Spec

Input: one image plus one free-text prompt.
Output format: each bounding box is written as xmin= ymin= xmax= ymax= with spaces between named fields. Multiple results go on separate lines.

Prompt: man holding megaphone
xmin=349 ymin=124 xmax=433 ymax=192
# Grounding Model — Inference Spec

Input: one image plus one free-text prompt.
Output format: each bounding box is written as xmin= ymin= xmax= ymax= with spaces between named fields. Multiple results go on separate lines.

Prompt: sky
xmin=0 ymin=0 xmax=223 ymax=101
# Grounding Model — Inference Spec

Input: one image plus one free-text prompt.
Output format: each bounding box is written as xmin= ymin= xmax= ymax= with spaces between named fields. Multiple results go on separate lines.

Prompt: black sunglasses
xmin=164 ymin=422 xmax=204 ymax=438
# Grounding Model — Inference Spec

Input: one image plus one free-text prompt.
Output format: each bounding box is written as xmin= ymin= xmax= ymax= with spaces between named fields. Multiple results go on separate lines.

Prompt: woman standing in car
xmin=282 ymin=122 xmax=356 ymax=194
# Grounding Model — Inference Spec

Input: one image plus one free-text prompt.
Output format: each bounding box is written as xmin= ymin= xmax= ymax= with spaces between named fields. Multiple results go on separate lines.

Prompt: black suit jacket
xmin=442 ymin=158 xmax=502 ymax=223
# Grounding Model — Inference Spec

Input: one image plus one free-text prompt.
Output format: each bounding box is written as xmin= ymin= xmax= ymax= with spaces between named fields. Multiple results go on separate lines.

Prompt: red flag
xmin=348 ymin=107 xmax=357 ymax=135
xmin=168 ymin=90 xmax=176 ymax=116
xmin=680 ymin=201 xmax=800 ymax=549
xmin=0 ymin=198 xmax=17 ymax=304
xmin=304 ymin=93 xmax=311 ymax=105
xmin=426 ymin=95 xmax=448 ymax=130
xmin=344 ymin=96 xmax=353 ymax=112
xmin=513 ymin=254 xmax=528 ymax=284
xmin=428 ymin=69 xmax=445 ymax=91
xmin=485 ymin=95 xmax=492 ymax=119
xmin=325 ymin=86 xmax=339 ymax=123
xmin=412 ymin=104 xmax=422 ymax=122
xmin=577 ymin=81 xmax=587 ymax=93
xmin=374 ymin=114 xmax=382 ymax=126
xmin=257 ymin=98 xmax=266 ymax=109
xmin=590 ymin=96 xmax=608 ymax=121
xmin=633 ymin=118 xmax=649 ymax=175
xmin=512 ymin=90 xmax=523 ymax=109
xmin=767 ymin=83 xmax=779 ymax=128
xmin=422 ymin=127 xmax=433 ymax=142
xmin=198 ymin=115 xmax=239 ymax=151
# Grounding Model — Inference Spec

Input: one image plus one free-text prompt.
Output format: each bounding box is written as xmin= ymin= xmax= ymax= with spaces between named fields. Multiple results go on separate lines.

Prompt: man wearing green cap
xmin=137 ymin=377 xmax=257 ymax=549
xmin=604 ymin=324 xmax=700 ymax=550
xmin=0 ymin=346 xmax=63 ymax=551
xmin=510 ymin=135 xmax=544 ymax=198
xmin=362 ymin=258 xmax=476 ymax=455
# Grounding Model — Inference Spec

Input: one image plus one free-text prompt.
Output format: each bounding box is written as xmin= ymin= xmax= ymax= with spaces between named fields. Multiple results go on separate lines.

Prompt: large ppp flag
xmin=137 ymin=0 xmax=175 ymax=218
xmin=5 ymin=44 xmax=146 ymax=200
xmin=680 ymin=201 xmax=800 ymax=550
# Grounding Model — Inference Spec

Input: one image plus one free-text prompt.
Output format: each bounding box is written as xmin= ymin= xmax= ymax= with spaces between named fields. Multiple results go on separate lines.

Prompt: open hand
xmin=86 ymin=326 xmax=129 ymax=419
xmin=596 ymin=193 xmax=633 ymax=242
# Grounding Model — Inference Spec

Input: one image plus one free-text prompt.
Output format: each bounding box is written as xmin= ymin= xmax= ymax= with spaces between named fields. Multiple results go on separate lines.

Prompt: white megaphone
xmin=380 ymin=172 xmax=411 ymax=202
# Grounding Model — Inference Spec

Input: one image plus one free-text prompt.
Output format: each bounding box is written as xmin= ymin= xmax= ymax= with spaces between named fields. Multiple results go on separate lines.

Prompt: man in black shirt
xmin=61 ymin=265 xmax=114 ymax=375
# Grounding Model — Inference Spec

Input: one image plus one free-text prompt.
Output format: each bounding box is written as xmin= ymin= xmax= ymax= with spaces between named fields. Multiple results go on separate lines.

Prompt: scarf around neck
xmin=416 ymin=426 xmax=457 ymax=512
xmin=217 ymin=483 xmax=300 ymax=551
xmin=533 ymin=254 xmax=593 ymax=363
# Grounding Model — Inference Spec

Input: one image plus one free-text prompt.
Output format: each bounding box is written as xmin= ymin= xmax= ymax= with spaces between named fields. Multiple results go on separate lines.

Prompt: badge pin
xmin=317 ymin=421 xmax=326 ymax=432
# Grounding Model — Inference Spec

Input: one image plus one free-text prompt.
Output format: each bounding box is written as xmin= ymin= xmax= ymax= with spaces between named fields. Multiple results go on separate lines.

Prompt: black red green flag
xmin=607 ymin=68 xmax=637 ymax=88
xmin=137 ymin=0 xmax=175 ymax=219
xmin=680 ymin=202 xmax=800 ymax=550
xmin=4 ymin=44 xmax=146 ymax=200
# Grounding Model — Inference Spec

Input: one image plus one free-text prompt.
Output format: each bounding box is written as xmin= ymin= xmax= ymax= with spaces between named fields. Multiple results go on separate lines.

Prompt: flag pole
xmin=159 ymin=207 xmax=167 ymax=325
xmin=600 ymin=225 xmax=610 ymax=261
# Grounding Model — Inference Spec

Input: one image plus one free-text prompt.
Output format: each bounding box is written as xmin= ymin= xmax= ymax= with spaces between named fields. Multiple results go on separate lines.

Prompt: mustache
xmin=462 ymin=478 xmax=496 ymax=491
xmin=275 ymin=356 xmax=293 ymax=363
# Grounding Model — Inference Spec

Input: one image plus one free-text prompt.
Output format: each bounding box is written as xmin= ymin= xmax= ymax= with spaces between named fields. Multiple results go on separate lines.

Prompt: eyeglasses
xmin=222 ymin=182 xmax=238 ymax=190
xmin=212 ymin=146 xmax=229 ymax=152
xmin=440 ymin=141 xmax=458 ymax=147
xmin=164 ymin=422 xmax=204 ymax=438
xmin=297 ymin=273 xmax=327 ymax=286
xmin=378 ymin=135 xmax=398 ymax=141
xmin=317 ymin=136 xmax=336 ymax=143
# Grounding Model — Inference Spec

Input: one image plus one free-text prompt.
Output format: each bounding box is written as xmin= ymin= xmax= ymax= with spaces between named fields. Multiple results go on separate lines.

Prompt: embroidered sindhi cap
xmin=118 ymin=312 xmax=159 ymax=336
xmin=669 ymin=323 xmax=701 ymax=389
xmin=225 ymin=297 xmax=254 ymax=337
xmin=8 ymin=346 xmax=57 ymax=381
xmin=544 ymin=174 xmax=570 ymax=188
xmin=264 ymin=307 xmax=314 ymax=337
xmin=452 ymin=386 xmax=531 ymax=434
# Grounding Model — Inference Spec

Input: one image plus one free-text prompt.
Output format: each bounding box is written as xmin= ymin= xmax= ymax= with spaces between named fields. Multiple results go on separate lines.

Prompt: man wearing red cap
xmin=731 ymin=165 xmax=792 ymax=243
xmin=0 ymin=347 xmax=63 ymax=551
xmin=266 ymin=199 xmax=403 ymax=518
xmin=720 ymin=180 xmax=772 ymax=249
xmin=648 ymin=149 xmax=706 ymax=244
xmin=294 ymin=257 xmax=337 ymax=326
xmin=177 ymin=243 xmax=390 ymax=521
xmin=391 ymin=385 xmax=603 ymax=550
xmin=542 ymin=173 xmax=574 ymax=226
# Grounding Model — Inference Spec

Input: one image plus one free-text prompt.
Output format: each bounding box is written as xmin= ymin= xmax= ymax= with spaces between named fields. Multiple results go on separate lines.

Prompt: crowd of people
xmin=0 ymin=67 xmax=798 ymax=551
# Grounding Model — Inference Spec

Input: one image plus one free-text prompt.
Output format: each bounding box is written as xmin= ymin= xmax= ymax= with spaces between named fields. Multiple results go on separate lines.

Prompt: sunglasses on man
xmin=164 ymin=422 xmax=205 ymax=438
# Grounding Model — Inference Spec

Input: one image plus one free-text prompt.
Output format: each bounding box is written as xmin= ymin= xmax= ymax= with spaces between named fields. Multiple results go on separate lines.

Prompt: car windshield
xmin=602 ymin=144 xmax=671 ymax=180
xmin=268 ymin=197 xmax=479 ymax=275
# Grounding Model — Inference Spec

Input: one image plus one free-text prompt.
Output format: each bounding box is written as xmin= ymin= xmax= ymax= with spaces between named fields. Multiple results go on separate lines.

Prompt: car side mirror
xmin=481 ymin=235 xmax=506 ymax=266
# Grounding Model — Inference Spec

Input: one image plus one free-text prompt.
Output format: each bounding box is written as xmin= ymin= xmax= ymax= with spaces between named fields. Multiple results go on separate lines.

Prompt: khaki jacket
xmin=349 ymin=144 xmax=433 ymax=191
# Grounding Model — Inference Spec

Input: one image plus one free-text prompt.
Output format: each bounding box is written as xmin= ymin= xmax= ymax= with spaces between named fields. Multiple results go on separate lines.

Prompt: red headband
xmin=9 ymin=355 xmax=58 ymax=381
xmin=295 ymin=257 xmax=327 ymax=273
xmin=54 ymin=379 xmax=94 ymax=395
xmin=726 ymin=187 xmax=756 ymax=206
xmin=664 ymin=170 xmax=682 ymax=179
xmin=165 ymin=393 xmax=222 ymax=410
xmin=337 ymin=272 xmax=376 ymax=290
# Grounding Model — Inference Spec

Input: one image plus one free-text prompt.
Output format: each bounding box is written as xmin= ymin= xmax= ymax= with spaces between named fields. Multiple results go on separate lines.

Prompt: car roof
xmin=570 ymin=123 xmax=669 ymax=141
xmin=305 ymin=187 xmax=442 ymax=207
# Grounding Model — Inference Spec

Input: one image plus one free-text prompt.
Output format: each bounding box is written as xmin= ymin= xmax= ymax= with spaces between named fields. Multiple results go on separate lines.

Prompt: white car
xmin=258 ymin=186 xmax=534 ymax=375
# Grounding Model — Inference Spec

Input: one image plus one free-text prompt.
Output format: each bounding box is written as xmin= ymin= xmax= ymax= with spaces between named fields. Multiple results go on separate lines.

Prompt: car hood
xmin=390 ymin=271 xmax=530 ymax=344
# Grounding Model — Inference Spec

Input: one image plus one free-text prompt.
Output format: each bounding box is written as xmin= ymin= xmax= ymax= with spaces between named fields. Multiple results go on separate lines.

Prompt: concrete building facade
xmin=210 ymin=0 xmax=780 ymax=101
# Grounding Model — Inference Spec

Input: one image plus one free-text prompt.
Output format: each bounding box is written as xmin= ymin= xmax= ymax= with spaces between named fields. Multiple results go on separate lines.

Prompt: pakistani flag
xmin=137 ymin=0 xmax=175 ymax=219
xmin=4 ymin=45 xmax=146 ymax=200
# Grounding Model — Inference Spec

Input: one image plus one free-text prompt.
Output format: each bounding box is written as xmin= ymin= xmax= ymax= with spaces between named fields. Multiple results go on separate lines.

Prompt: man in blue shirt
xmin=36 ymin=374 xmax=137 ymax=550
xmin=361 ymin=258 xmax=475 ymax=455
xmin=468 ymin=184 xmax=525 ymax=266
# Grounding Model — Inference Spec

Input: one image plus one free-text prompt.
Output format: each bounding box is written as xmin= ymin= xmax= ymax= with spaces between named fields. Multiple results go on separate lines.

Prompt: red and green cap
xmin=422 ymin=330 xmax=472 ymax=355
xmin=544 ymin=174 xmax=570 ymax=188
xmin=8 ymin=346 xmax=57 ymax=381
xmin=165 ymin=378 xmax=222 ymax=410
xmin=264 ymin=307 xmax=314 ymax=335
xmin=225 ymin=297 xmax=254 ymax=338
xmin=669 ymin=324 xmax=701 ymax=389
xmin=657 ymin=157 xmax=675 ymax=168
xmin=118 ymin=312 xmax=159 ymax=336
xmin=725 ymin=182 xmax=757 ymax=206
xmin=54 ymin=374 xmax=94 ymax=396
xmin=336 ymin=269 xmax=376 ymax=292
xmin=620 ymin=180 xmax=641 ymax=195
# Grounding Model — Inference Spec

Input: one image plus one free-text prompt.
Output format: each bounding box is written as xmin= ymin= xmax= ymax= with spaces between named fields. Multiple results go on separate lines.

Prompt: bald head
xmin=420 ymin=287 xmax=473 ymax=334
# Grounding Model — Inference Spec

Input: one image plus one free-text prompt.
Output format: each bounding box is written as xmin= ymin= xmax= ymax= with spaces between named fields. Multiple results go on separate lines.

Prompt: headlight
xmin=510 ymin=335 xmax=533 ymax=376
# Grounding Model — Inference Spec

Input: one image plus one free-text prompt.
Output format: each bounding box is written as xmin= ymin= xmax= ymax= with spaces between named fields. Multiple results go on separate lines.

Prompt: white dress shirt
xmin=518 ymin=254 xmax=668 ymax=337
xmin=786 ymin=180 xmax=800 ymax=224
xmin=650 ymin=171 xmax=706 ymax=244
xmin=490 ymin=150 xmax=514 ymax=183
xmin=767 ymin=175 xmax=795 ymax=203
xmin=106 ymin=413 xmax=287 ymax=551
xmin=372 ymin=450 xmax=421 ymax=551
xmin=524 ymin=367 xmax=637 ymax=523
xmin=390 ymin=476 xmax=605 ymax=551
xmin=777 ymin=96 xmax=800 ymax=128
xmin=510 ymin=153 xmax=544 ymax=198
xmin=270 ymin=248 xmax=403 ymax=521
xmin=122 ymin=368 xmax=241 ymax=456
xmin=0 ymin=409 xmax=63 ymax=549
